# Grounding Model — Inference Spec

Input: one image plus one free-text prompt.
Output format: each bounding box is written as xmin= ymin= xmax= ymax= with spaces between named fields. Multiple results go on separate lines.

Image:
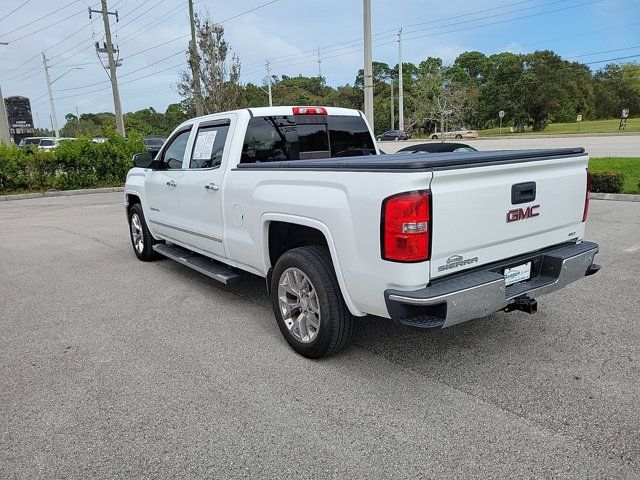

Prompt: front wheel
xmin=431 ymin=134 xmax=438 ymax=140
xmin=128 ymin=204 xmax=160 ymax=261
xmin=455 ymin=134 xmax=463 ymax=139
xmin=271 ymin=246 xmax=355 ymax=358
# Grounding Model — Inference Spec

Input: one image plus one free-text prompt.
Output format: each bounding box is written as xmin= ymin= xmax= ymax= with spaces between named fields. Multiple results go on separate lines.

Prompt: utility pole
xmin=397 ymin=29 xmax=404 ymax=132
xmin=317 ymin=48 xmax=322 ymax=78
xmin=188 ymin=0 xmax=204 ymax=116
xmin=363 ymin=0 xmax=374 ymax=132
xmin=42 ymin=53 xmax=59 ymax=139
xmin=390 ymin=79 xmax=394 ymax=130
xmin=266 ymin=61 xmax=273 ymax=107
xmin=0 ymin=84 xmax=11 ymax=145
xmin=90 ymin=1 xmax=125 ymax=136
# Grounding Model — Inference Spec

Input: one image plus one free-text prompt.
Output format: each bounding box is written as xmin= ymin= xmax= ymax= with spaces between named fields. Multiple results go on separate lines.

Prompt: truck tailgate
xmin=429 ymin=151 xmax=589 ymax=279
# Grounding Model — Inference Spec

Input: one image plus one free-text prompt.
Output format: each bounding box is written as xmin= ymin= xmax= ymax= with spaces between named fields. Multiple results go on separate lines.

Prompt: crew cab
xmin=124 ymin=106 xmax=599 ymax=358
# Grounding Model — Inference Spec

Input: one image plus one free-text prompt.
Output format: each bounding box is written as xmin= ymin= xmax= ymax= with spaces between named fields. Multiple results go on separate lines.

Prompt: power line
xmin=0 ymin=0 xmax=33 ymax=23
xmin=243 ymin=0 xmax=563 ymax=69
xmin=243 ymin=0 xmax=604 ymax=75
xmin=0 ymin=0 xmax=81 ymax=38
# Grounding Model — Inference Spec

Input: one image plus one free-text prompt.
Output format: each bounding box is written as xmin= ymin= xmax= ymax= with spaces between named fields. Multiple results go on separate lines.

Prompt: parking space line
xmin=623 ymin=244 xmax=640 ymax=253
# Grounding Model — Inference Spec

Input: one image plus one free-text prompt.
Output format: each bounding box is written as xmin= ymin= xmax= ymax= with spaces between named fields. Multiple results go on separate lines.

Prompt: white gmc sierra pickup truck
xmin=125 ymin=106 xmax=600 ymax=358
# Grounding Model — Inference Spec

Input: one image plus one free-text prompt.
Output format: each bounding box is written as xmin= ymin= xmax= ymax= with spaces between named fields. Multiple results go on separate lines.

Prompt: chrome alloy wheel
xmin=130 ymin=213 xmax=144 ymax=254
xmin=277 ymin=267 xmax=321 ymax=343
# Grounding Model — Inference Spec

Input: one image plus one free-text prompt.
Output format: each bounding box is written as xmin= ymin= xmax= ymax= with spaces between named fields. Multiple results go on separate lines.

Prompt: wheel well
xmin=126 ymin=194 xmax=141 ymax=211
xmin=268 ymin=221 xmax=329 ymax=268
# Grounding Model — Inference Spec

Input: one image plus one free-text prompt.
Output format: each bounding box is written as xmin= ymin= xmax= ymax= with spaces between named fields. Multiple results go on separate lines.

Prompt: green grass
xmin=479 ymin=118 xmax=639 ymax=137
xmin=589 ymin=157 xmax=640 ymax=194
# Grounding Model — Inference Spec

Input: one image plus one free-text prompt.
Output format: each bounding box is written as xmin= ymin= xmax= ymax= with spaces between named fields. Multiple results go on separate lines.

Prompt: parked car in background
xmin=431 ymin=127 xmax=478 ymax=140
xmin=397 ymin=142 xmax=477 ymax=154
xmin=18 ymin=137 xmax=47 ymax=149
xmin=377 ymin=130 xmax=409 ymax=141
xmin=38 ymin=137 xmax=76 ymax=151
xmin=143 ymin=135 xmax=166 ymax=157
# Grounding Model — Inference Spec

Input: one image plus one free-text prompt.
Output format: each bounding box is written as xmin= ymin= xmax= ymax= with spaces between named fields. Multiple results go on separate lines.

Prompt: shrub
xmin=590 ymin=171 xmax=625 ymax=194
xmin=0 ymin=134 xmax=145 ymax=194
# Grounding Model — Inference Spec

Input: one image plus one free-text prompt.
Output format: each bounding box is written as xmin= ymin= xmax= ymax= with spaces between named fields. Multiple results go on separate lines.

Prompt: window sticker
xmin=193 ymin=130 xmax=218 ymax=159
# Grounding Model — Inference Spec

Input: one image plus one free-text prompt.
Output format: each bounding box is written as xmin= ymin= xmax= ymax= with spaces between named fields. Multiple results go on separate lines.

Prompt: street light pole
xmin=42 ymin=52 xmax=59 ymax=139
xmin=363 ymin=0 xmax=374 ymax=132
xmin=0 ymin=84 xmax=11 ymax=145
xmin=397 ymin=29 xmax=404 ymax=132
xmin=0 ymin=42 xmax=11 ymax=145
xmin=266 ymin=61 xmax=273 ymax=107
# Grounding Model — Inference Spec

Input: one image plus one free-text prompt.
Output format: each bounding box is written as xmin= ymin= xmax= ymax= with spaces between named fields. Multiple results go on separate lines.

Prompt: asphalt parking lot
xmin=1 ymin=193 xmax=639 ymax=479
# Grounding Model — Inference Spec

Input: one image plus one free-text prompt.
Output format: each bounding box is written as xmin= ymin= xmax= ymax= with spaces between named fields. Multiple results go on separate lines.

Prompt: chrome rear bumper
xmin=384 ymin=241 xmax=600 ymax=329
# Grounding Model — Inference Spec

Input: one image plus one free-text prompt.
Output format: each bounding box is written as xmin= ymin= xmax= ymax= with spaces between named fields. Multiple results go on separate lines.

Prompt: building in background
xmin=4 ymin=96 xmax=34 ymax=144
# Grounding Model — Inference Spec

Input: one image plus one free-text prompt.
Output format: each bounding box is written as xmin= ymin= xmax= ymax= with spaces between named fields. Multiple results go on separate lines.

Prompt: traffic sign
xmin=499 ymin=110 xmax=505 ymax=118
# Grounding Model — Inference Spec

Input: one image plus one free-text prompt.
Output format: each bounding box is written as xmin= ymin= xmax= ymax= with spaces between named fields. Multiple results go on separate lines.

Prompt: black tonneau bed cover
xmin=236 ymin=147 xmax=586 ymax=171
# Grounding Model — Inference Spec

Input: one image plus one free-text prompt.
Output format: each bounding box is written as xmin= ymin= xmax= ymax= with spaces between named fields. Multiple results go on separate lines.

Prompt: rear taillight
xmin=292 ymin=106 xmax=327 ymax=115
xmin=381 ymin=191 xmax=431 ymax=262
xmin=582 ymin=170 xmax=591 ymax=222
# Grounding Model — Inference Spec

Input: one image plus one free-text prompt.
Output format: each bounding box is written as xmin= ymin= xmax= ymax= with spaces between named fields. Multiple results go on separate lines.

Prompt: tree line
xmin=59 ymin=23 xmax=639 ymax=137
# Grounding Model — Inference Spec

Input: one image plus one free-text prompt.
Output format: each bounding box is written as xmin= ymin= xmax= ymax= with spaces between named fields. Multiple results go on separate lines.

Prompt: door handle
xmin=166 ymin=180 xmax=177 ymax=187
xmin=205 ymin=183 xmax=220 ymax=191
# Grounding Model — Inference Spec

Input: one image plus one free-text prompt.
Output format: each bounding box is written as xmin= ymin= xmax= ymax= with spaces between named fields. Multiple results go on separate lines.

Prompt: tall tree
xmin=177 ymin=18 xmax=241 ymax=114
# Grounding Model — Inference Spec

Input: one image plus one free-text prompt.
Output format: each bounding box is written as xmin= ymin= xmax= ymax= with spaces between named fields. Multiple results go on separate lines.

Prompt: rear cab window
xmin=241 ymin=114 xmax=375 ymax=164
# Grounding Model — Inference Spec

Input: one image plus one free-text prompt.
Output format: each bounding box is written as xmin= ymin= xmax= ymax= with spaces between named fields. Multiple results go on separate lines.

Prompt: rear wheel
xmin=271 ymin=246 xmax=355 ymax=358
xmin=431 ymin=134 xmax=438 ymax=140
xmin=128 ymin=203 xmax=160 ymax=261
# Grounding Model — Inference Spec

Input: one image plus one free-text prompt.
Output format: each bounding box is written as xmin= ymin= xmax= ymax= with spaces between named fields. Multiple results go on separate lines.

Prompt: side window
xmin=161 ymin=129 xmax=191 ymax=169
xmin=189 ymin=123 xmax=230 ymax=169
xmin=241 ymin=116 xmax=298 ymax=164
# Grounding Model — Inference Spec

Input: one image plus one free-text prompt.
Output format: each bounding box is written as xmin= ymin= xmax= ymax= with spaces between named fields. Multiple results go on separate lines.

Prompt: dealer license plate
xmin=504 ymin=262 xmax=532 ymax=286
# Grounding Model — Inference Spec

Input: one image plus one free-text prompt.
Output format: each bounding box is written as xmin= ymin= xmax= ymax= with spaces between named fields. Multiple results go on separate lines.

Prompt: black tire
xmin=455 ymin=134 xmax=463 ymax=139
xmin=128 ymin=203 xmax=160 ymax=261
xmin=270 ymin=245 xmax=355 ymax=358
xmin=431 ymin=134 xmax=438 ymax=140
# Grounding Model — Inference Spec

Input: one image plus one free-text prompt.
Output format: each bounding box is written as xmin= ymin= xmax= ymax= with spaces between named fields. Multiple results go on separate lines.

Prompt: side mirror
xmin=132 ymin=152 xmax=155 ymax=168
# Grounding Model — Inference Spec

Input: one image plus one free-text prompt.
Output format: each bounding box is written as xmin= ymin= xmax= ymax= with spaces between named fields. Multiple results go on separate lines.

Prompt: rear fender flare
xmin=260 ymin=213 xmax=364 ymax=317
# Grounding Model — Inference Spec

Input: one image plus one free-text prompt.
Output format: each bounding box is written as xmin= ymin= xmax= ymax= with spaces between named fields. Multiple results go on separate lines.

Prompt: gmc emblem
xmin=507 ymin=204 xmax=540 ymax=223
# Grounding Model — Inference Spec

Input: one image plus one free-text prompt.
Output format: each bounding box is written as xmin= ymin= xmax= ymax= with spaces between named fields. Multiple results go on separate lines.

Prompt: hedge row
xmin=590 ymin=171 xmax=625 ymax=194
xmin=0 ymin=133 xmax=145 ymax=194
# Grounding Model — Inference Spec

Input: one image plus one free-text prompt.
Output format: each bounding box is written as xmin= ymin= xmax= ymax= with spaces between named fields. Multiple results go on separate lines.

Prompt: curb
xmin=590 ymin=192 xmax=640 ymax=202
xmin=0 ymin=186 xmax=124 ymax=202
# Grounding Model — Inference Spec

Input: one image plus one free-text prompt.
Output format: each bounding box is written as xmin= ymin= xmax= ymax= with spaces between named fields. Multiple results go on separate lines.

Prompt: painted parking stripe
xmin=623 ymin=244 xmax=640 ymax=253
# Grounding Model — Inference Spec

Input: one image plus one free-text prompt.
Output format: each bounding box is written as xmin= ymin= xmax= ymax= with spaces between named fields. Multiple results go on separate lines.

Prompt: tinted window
xmin=162 ymin=129 xmax=191 ymax=169
xmin=297 ymin=123 xmax=329 ymax=159
xmin=328 ymin=116 xmax=376 ymax=157
xmin=241 ymin=116 xmax=298 ymax=163
xmin=25 ymin=138 xmax=41 ymax=145
xmin=39 ymin=139 xmax=54 ymax=146
xmin=189 ymin=124 xmax=230 ymax=169
xmin=241 ymin=115 xmax=375 ymax=164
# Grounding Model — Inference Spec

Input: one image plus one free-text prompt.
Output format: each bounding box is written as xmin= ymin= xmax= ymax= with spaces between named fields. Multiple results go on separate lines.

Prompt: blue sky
xmin=1 ymin=0 xmax=638 ymax=129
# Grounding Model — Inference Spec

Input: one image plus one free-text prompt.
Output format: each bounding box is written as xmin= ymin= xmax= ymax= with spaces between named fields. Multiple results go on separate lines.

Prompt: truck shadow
xmin=159 ymin=259 xmax=524 ymax=364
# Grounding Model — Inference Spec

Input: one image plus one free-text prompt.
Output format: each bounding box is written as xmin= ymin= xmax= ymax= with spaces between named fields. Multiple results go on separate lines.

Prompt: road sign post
xmin=499 ymin=110 xmax=505 ymax=135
